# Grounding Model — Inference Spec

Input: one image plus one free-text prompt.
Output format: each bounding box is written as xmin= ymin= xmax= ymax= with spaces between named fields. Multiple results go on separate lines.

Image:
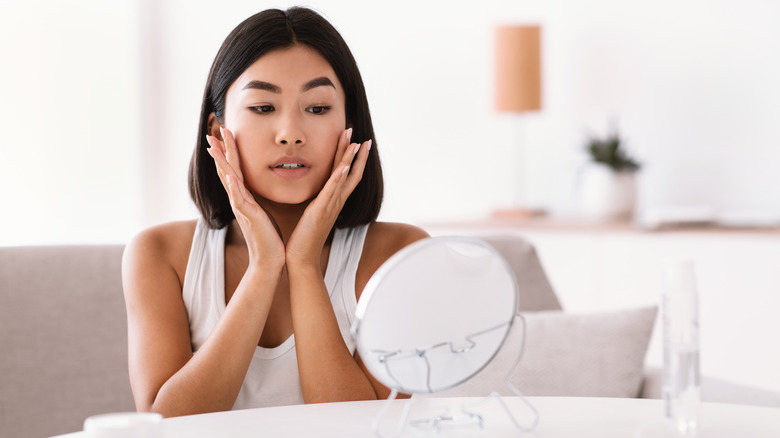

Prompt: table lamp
xmin=493 ymin=25 xmax=544 ymax=219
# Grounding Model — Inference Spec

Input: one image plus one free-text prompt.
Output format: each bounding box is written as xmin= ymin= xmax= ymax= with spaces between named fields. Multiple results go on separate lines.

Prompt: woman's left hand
xmin=285 ymin=128 xmax=371 ymax=268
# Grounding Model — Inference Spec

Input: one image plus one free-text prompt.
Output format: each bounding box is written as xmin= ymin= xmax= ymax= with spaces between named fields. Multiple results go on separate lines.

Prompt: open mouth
xmin=275 ymin=163 xmax=304 ymax=169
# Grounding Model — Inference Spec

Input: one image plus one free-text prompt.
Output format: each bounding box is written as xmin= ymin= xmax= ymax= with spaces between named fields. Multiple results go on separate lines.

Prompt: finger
xmin=208 ymin=135 xmax=256 ymax=211
xmin=344 ymin=139 xmax=371 ymax=192
xmin=325 ymin=139 xmax=365 ymax=202
xmin=224 ymin=172 xmax=262 ymax=226
xmin=206 ymin=135 xmax=229 ymax=188
xmin=224 ymin=174 xmax=242 ymax=210
xmin=207 ymin=137 xmax=229 ymax=185
xmin=316 ymin=163 xmax=351 ymax=209
xmin=225 ymin=173 xmax=254 ymax=211
xmin=220 ymin=127 xmax=241 ymax=182
xmin=207 ymin=134 xmax=246 ymax=206
xmin=331 ymin=128 xmax=353 ymax=173
xmin=335 ymin=140 xmax=360 ymax=176
xmin=220 ymin=127 xmax=245 ymax=184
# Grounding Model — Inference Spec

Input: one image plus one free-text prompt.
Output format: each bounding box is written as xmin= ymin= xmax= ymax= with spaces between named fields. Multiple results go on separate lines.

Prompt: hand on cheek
xmin=206 ymin=128 xmax=286 ymax=270
xmin=286 ymin=128 xmax=372 ymax=267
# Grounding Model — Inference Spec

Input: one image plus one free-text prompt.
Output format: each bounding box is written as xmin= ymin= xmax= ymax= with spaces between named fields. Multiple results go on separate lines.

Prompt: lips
xmin=270 ymin=156 xmax=309 ymax=168
xmin=270 ymin=156 xmax=310 ymax=179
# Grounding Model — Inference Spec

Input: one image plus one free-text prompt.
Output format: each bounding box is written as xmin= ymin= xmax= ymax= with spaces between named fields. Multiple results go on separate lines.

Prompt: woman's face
xmin=220 ymin=44 xmax=347 ymax=205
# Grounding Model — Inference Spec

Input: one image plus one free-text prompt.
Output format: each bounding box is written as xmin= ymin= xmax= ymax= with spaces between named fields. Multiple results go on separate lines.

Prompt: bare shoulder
xmin=123 ymin=220 xmax=199 ymax=289
xmin=355 ymin=222 xmax=429 ymax=298
xmin=364 ymin=221 xmax=429 ymax=256
xmin=123 ymin=221 xmax=200 ymax=411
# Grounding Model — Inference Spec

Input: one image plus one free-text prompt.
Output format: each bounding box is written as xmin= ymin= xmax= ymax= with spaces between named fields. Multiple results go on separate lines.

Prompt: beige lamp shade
xmin=495 ymin=25 xmax=542 ymax=112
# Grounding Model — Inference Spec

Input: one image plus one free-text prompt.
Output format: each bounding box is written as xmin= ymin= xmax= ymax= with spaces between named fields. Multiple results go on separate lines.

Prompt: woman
xmin=122 ymin=7 xmax=427 ymax=417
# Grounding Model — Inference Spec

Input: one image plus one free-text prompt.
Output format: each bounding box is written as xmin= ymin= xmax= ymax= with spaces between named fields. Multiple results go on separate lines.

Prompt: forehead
xmin=230 ymin=44 xmax=344 ymax=95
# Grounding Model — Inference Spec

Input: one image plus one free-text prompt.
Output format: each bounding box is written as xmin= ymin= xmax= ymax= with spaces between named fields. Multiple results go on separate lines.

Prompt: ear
xmin=207 ymin=113 xmax=224 ymax=140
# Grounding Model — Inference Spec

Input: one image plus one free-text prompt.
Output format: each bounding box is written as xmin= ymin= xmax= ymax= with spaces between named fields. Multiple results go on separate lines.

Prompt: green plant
xmin=586 ymin=133 xmax=640 ymax=172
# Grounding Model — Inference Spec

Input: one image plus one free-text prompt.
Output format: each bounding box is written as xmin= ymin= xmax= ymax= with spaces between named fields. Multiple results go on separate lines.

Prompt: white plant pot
xmin=577 ymin=164 xmax=638 ymax=221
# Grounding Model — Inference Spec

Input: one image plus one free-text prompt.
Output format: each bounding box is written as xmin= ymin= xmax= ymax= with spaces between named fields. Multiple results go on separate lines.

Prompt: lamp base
xmin=491 ymin=207 xmax=547 ymax=220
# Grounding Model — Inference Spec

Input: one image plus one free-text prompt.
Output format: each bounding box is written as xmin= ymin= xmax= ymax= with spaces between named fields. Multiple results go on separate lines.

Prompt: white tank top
xmin=181 ymin=220 xmax=369 ymax=409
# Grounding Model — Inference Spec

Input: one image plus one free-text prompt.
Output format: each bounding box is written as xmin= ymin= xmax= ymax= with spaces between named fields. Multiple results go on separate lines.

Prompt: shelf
xmin=422 ymin=210 xmax=780 ymax=236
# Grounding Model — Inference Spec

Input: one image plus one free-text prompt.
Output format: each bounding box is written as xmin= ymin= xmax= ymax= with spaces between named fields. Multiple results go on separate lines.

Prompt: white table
xmin=51 ymin=396 xmax=780 ymax=438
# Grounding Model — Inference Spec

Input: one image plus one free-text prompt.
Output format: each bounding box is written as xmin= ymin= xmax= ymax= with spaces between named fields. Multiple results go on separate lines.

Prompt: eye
xmin=307 ymin=105 xmax=331 ymax=115
xmin=250 ymin=105 xmax=274 ymax=114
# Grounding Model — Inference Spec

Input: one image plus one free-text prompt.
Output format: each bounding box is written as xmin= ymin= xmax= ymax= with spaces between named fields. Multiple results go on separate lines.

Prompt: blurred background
xmin=1 ymin=0 xmax=779 ymax=245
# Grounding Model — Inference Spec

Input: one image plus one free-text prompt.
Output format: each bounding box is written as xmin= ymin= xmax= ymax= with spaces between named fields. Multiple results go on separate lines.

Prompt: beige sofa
xmin=1 ymin=237 xmax=777 ymax=437
xmin=1 ymin=245 xmax=134 ymax=438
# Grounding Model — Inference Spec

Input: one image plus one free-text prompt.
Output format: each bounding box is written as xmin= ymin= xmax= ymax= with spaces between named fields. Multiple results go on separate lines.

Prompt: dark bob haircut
xmin=188 ymin=7 xmax=383 ymax=229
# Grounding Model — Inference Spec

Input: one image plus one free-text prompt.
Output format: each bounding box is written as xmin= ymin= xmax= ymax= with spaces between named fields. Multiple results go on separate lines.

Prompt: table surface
xmin=51 ymin=396 xmax=780 ymax=438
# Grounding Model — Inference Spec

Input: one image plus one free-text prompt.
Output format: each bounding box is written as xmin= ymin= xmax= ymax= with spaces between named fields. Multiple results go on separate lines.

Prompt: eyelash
xmin=250 ymin=105 xmax=274 ymax=114
xmin=307 ymin=105 xmax=331 ymax=115
xmin=248 ymin=105 xmax=331 ymax=115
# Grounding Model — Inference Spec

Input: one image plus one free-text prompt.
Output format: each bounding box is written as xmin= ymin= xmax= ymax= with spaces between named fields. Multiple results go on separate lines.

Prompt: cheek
xmin=234 ymin=139 xmax=261 ymax=169
xmin=229 ymin=119 xmax=267 ymax=163
xmin=311 ymin=121 xmax=343 ymax=156
xmin=232 ymin=139 xmax=269 ymax=188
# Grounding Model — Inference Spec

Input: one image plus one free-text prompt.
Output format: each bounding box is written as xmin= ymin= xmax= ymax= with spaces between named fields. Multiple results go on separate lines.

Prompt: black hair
xmin=188 ymin=7 xmax=383 ymax=229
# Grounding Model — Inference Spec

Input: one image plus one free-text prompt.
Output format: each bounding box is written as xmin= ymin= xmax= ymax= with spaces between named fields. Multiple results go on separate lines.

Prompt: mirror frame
xmin=352 ymin=236 xmax=519 ymax=394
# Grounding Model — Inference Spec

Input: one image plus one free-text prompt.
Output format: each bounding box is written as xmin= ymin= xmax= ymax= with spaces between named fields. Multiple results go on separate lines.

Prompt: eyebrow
xmin=302 ymin=76 xmax=335 ymax=92
xmin=241 ymin=77 xmax=335 ymax=93
xmin=242 ymin=80 xmax=281 ymax=93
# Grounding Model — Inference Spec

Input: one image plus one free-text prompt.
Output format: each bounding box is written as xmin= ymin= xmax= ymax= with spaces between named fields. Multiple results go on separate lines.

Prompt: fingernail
xmin=342 ymin=165 xmax=350 ymax=175
xmin=353 ymin=142 xmax=361 ymax=156
xmin=346 ymin=128 xmax=353 ymax=142
xmin=367 ymin=139 xmax=373 ymax=151
xmin=219 ymin=127 xmax=225 ymax=138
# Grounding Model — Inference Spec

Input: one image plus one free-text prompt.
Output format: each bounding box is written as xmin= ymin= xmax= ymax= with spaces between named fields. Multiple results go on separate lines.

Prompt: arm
xmin=122 ymin=224 xmax=283 ymax=417
xmin=353 ymin=222 xmax=430 ymax=400
xmin=290 ymin=222 xmax=429 ymax=402
xmin=287 ymin=261 xmax=376 ymax=402
xmin=283 ymin=132 xmax=378 ymax=402
xmin=281 ymin=128 xmax=429 ymax=402
xmin=125 ymin=127 xmax=289 ymax=416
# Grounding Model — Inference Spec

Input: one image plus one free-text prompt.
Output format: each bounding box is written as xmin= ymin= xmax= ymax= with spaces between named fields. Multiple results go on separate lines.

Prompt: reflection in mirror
xmin=351 ymin=236 xmax=539 ymax=436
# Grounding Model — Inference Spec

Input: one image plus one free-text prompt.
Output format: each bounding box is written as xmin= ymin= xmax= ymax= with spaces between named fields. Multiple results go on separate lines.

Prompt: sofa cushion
xmin=0 ymin=245 xmax=135 ymax=438
xmin=479 ymin=235 xmax=562 ymax=312
xmin=434 ymin=306 xmax=658 ymax=398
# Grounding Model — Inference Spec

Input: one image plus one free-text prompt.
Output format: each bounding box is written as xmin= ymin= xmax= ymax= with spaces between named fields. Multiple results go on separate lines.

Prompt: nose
xmin=275 ymin=112 xmax=306 ymax=146
xmin=278 ymin=136 xmax=304 ymax=145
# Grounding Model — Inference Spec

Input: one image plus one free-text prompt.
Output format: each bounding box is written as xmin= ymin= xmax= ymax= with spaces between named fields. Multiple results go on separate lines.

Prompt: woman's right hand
xmin=206 ymin=128 xmax=285 ymax=271
xmin=125 ymin=129 xmax=288 ymax=416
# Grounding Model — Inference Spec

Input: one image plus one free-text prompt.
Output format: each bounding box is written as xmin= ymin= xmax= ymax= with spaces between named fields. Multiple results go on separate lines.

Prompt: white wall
xmin=2 ymin=0 xmax=780 ymax=244
xmin=0 ymin=0 xmax=142 ymax=245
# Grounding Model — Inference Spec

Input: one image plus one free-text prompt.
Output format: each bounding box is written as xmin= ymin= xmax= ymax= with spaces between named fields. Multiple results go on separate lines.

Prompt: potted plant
xmin=578 ymin=132 xmax=641 ymax=221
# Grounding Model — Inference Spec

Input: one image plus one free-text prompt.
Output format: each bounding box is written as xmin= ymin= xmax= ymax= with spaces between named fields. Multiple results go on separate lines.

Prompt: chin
xmin=256 ymin=189 xmax=317 ymax=207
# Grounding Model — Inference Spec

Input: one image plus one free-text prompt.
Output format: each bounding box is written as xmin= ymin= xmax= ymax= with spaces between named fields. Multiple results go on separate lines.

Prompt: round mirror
xmin=352 ymin=236 xmax=518 ymax=394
